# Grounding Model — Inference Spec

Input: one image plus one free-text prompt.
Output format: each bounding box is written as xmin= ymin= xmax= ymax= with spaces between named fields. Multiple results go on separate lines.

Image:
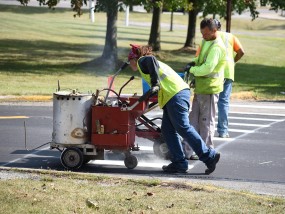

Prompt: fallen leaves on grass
xmin=86 ymin=199 xmax=99 ymax=210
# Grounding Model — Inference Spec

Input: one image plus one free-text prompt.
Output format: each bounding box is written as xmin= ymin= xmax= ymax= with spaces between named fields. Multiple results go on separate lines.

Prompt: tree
xmin=17 ymin=0 xmax=124 ymax=72
xmin=144 ymin=0 xmax=187 ymax=51
xmin=139 ymin=0 xmax=163 ymax=51
xmin=163 ymin=0 xmax=188 ymax=31
xmin=183 ymin=0 xmax=200 ymax=48
xmin=260 ymin=0 xmax=285 ymax=11
xmin=124 ymin=0 xmax=163 ymax=50
xmin=94 ymin=0 xmax=120 ymax=71
xmin=183 ymin=0 xmax=284 ymax=49
xmin=148 ymin=1 xmax=162 ymax=51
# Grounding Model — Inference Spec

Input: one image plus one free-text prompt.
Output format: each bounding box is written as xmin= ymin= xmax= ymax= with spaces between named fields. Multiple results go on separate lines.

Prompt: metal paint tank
xmin=52 ymin=90 xmax=95 ymax=145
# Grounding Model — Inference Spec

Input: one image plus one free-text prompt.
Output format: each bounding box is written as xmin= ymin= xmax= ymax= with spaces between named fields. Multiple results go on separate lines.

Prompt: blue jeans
xmin=217 ymin=79 xmax=233 ymax=135
xmin=161 ymin=89 xmax=216 ymax=169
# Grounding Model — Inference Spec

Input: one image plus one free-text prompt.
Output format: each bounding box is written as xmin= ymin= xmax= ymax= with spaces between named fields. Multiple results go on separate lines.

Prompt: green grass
xmin=0 ymin=5 xmax=285 ymax=100
xmin=1 ymin=168 xmax=285 ymax=213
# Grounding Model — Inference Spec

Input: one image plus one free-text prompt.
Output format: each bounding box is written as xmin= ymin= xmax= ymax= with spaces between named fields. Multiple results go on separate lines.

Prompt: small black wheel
xmin=124 ymin=155 xmax=138 ymax=169
xmin=60 ymin=147 xmax=84 ymax=170
xmin=153 ymin=137 xmax=171 ymax=160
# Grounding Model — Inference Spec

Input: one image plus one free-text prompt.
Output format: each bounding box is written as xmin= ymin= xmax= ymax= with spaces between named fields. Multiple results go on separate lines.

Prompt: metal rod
xmin=104 ymin=61 xmax=129 ymax=103
xmin=24 ymin=120 xmax=28 ymax=150
xmin=24 ymin=120 xmax=50 ymax=151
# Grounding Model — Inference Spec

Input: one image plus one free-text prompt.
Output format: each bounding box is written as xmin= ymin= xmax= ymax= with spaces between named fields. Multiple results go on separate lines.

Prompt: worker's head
xmin=128 ymin=44 xmax=153 ymax=71
xmin=200 ymin=18 xmax=219 ymax=41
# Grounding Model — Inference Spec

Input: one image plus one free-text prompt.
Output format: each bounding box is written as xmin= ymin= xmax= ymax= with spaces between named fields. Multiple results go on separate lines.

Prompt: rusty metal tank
xmin=52 ymin=90 xmax=95 ymax=145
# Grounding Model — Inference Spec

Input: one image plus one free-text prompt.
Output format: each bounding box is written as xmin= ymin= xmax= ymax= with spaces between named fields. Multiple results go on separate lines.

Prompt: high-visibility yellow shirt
xmin=190 ymin=36 xmax=226 ymax=94
xmin=138 ymin=56 xmax=189 ymax=108
xmin=195 ymin=31 xmax=243 ymax=81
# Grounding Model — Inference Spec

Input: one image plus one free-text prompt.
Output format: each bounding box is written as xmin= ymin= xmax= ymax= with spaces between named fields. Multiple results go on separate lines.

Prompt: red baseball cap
xmin=128 ymin=44 xmax=140 ymax=61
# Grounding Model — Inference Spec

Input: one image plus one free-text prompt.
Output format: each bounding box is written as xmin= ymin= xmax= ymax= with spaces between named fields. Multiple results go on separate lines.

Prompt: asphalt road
xmin=1 ymin=101 xmax=285 ymax=197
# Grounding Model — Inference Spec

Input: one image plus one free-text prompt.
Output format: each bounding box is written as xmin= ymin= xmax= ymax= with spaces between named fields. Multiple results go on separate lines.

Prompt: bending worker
xmin=128 ymin=44 xmax=220 ymax=174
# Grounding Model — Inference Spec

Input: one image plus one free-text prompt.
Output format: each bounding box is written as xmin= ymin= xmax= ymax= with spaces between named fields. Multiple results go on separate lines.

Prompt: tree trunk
xmin=184 ymin=9 xmax=199 ymax=48
xmin=148 ymin=6 xmax=161 ymax=51
xmin=170 ymin=11 xmax=174 ymax=31
xmin=101 ymin=3 xmax=118 ymax=71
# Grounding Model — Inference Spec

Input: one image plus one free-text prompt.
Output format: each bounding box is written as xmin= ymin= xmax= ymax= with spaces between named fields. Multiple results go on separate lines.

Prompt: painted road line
xmin=0 ymin=116 xmax=29 ymax=119
xmin=259 ymin=161 xmax=273 ymax=165
xmin=213 ymin=137 xmax=233 ymax=141
xmin=227 ymin=116 xmax=283 ymax=122
xmin=215 ymin=122 xmax=270 ymax=127
xmin=1 ymin=146 xmax=49 ymax=167
xmin=138 ymin=146 xmax=154 ymax=151
xmin=228 ymin=128 xmax=254 ymax=133
xmin=90 ymin=159 xmax=195 ymax=170
xmin=215 ymin=119 xmax=283 ymax=151
xmin=231 ymin=104 xmax=285 ymax=110
xmin=230 ymin=111 xmax=285 ymax=117
xmin=146 ymin=114 xmax=284 ymax=122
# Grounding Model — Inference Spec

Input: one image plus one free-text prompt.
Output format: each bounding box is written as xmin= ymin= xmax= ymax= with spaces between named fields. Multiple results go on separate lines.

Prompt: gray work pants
xmin=189 ymin=93 xmax=219 ymax=148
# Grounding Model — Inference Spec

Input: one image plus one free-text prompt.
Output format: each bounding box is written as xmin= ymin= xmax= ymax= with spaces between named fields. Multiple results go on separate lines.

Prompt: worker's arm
xmin=234 ymin=48 xmax=245 ymax=63
xmin=138 ymin=56 xmax=160 ymax=87
xmin=233 ymin=36 xmax=245 ymax=63
xmin=190 ymin=45 xmax=223 ymax=77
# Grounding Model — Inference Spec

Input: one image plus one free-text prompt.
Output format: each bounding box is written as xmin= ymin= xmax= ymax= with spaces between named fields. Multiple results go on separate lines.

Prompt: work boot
xmin=218 ymin=133 xmax=230 ymax=138
xmin=205 ymin=153 xmax=220 ymax=175
xmin=189 ymin=153 xmax=199 ymax=160
xmin=162 ymin=163 xmax=188 ymax=173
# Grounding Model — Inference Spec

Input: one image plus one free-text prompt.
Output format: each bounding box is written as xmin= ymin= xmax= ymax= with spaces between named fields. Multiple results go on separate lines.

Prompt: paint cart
xmin=50 ymin=71 xmax=168 ymax=170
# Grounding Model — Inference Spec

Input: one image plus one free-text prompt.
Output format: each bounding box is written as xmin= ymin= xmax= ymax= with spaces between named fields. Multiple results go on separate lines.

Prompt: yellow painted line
xmin=0 ymin=116 xmax=29 ymax=119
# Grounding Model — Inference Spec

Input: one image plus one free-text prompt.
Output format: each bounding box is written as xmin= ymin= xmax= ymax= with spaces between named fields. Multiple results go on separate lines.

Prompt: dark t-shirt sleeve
xmin=138 ymin=56 xmax=160 ymax=87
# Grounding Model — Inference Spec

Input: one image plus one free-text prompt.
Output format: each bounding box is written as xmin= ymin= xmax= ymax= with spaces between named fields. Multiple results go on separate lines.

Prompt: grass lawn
xmin=1 ymin=168 xmax=285 ymax=213
xmin=0 ymin=5 xmax=285 ymax=101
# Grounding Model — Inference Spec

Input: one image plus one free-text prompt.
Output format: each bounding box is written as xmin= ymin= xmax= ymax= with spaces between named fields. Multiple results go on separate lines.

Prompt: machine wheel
xmin=60 ymin=147 xmax=84 ymax=170
xmin=124 ymin=155 xmax=138 ymax=169
xmin=153 ymin=138 xmax=171 ymax=160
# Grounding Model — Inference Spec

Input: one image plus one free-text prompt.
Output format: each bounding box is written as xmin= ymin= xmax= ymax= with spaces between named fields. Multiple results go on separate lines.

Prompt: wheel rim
xmin=124 ymin=155 xmax=138 ymax=169
xmin=159 ymin=143 xmax=169 ymax=154
xmin=61 ymin=147 xmax=83 ymax=169
xmin=153 ymin=139 xmax=171 ymax=160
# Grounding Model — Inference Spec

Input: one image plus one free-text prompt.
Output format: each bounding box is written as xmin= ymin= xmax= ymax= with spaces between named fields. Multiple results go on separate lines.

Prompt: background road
xmin=1 ymin=100 xmax=285 ymax=197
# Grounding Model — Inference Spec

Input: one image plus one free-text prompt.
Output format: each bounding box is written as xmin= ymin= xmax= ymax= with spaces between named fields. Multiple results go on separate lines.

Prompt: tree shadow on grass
xmin=0 ymin=4 xmax=81 ymax=15
xmin=0 ymin=39 xmax=105 ymax=74
xmin=262 ymin=24 xmax=285 ymax=30
xmin=0 ymin=38 xmax=145 ymax=76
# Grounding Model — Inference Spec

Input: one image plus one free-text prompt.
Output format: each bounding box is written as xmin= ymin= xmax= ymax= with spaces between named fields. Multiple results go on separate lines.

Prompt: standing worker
xmin=185 ymin=18 xmax=227 ymax=153
xmin=215 ymin=19 xmax=245 ymax=138
xmin=128 ymin=44 xmax=220 ymax=174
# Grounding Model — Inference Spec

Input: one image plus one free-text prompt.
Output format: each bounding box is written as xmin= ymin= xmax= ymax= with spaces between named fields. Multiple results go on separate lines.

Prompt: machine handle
xmin=118 ymin=76 xmax=135 ymax=98
xmin=121 ymin=87 xmax=158 ymax=111
xmin=120 ymin=61 xmax=130 ymax=70
xmin=104 ymin=61 xmax=130 ymax=103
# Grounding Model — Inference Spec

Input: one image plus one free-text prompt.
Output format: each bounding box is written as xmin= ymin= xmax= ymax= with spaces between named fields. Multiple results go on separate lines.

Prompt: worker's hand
xmin=184 ymin=62 xmax=195 ymax=72
xmin=138 ymin=86 xmax=159 ymax=103
xmin=189 ymin=79 xmax=195 ymax=88
xmin=150 ymin=85 xmax=160 ymax=94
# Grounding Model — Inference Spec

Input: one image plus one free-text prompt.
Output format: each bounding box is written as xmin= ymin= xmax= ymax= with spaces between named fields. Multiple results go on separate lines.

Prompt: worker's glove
xmin=150 ymin=85 xmax=160 ymax=94
xmin=138 ymin=85 xmax=159 ymax=103
xmin=184 ymin=62 xmax=195 ymax=72
xmin=189 ymin=79 xmax=195 ymax=88
xmin=183 ymin=62 xmax=195 ymax=84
